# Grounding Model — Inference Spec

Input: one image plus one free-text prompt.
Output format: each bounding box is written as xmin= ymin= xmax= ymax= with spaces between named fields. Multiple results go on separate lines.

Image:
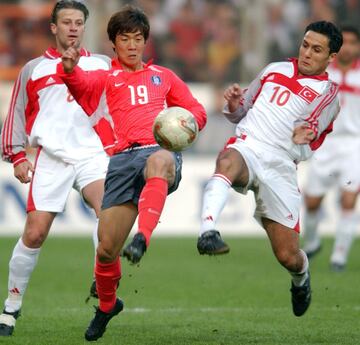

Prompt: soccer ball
xmin=152 ymin=106 xmax=199 ymax=152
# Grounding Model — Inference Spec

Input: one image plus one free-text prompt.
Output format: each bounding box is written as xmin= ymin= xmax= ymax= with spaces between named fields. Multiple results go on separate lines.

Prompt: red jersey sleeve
xmin=165 ymin=69 xmax=207 ymax=130
xmin=57 ymin=63 xmax=108 ymax=116
xmin=93 ymin=118 xmax=117 ymax=156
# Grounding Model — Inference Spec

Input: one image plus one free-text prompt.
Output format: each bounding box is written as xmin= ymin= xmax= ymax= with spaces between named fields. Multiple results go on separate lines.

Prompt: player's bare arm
xmin=292 ymin=124 xmax=316 ymax=145
xmin=224 ymin=83 xmax=243 ymax=113
xmin=14 ymin=160 xmax=34 ymax=184
xmin=61 ymin=42 xmax=81 ymax=73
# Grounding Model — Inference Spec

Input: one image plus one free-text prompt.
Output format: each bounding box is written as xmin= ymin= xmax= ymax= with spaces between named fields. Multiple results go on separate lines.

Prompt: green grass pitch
xmin=0 ymin=236 xmax=359 ymax=344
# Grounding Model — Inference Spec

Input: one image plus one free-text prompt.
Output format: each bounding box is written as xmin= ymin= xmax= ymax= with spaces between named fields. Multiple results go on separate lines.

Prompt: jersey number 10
xmin=269 ymin=86 xmax=290 ymax=106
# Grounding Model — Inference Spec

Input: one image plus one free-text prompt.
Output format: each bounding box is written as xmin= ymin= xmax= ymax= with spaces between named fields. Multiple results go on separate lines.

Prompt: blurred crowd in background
xmin=1 ymin=0 xmax=360 ymax=154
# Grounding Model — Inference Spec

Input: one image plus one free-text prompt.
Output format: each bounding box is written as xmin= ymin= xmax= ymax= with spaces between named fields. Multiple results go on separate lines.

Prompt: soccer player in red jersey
xmin=58 ymin=5 xmax=206 ymax=341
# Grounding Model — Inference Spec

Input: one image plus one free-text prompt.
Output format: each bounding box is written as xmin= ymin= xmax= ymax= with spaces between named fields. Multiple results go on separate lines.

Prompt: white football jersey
xmin=327 ymin=59 xmax=360 ymax=136
xmin=1 ymin=47 xmax=112 ymax=166
xmin=224 ymin=59 xmax=340 ymax=162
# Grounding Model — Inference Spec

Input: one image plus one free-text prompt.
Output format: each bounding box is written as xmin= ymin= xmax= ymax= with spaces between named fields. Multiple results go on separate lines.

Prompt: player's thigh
xmin=254 ymin=157 xmax=301 ymax=230
xmin=304 ymin=194 xmax=323 ymax=211
xmin=215 ymin=147 xmax=250 ymax=186
xmin=262 ymin=217 xmax=300 ymax=259
xmin=98 ymin=203 xmax=138 ymax=259
xmin=81 ymin=179 xmax=105 ymax=217
xmin=73 ymin=152 xmax=109 ymax=212
xmin=29 ymin=149 xmax=75 ymax=213
xmin=144 ymin=149 xmax=176 ymax=182
xmin=340 ymin=190 xmax=359 ymax=210
xmin=22 ymin=210 xmax=57 ymax=247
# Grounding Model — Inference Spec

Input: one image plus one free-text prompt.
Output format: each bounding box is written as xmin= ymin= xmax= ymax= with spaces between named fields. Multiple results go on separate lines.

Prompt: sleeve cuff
xmin=223 ymin=104 xmax=235 ymax=115
xmin=11 ymin=152 xmax=27 ymax=167
xmin=56 ymin=63 xmax=79 ymax=77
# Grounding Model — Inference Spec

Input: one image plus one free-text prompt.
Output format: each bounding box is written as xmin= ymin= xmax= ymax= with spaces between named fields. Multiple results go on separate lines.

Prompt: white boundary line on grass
xmin=123 ymin=306 xmax=360 ymax=313
xmin=62 ymin=306 xmax=360 ymax=313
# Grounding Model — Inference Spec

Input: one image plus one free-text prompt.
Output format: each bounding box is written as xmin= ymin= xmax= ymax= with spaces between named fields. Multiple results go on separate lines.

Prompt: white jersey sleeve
xmin=225 ymin=60 xmax=340 ymax=162
xmin=1 ymin=58 xmax=39 ymax=165
xmin=223 ymin=65 xmax=273 ymax=123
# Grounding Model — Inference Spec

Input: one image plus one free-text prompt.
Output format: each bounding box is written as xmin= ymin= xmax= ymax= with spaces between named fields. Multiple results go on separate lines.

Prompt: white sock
xmin=199 ymin=174 xmax=232 ymax=236
xmin=4 ymin=238 xmax=41 ymax=313
xmin=302 ymin=209 xmax=321 ymax=252
xmin=331 ymin=211 xmax=357 ymax=265
xmin=92 ymin=218 xmax=99 ymax=279
xmin=289 ymin=249 xmax=309 ymax=287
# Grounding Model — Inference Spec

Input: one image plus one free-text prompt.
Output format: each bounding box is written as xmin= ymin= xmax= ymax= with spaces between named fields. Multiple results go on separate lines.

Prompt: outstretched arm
xmin=61 ymin=42 xmax=81 ymax=73
xmin=223 ymin=71 xmax=263 ymax=123
xmin=57 ymin=44 xmax=108 ymax=116
xmin=166 ymin=70 xmax=207 ymax=130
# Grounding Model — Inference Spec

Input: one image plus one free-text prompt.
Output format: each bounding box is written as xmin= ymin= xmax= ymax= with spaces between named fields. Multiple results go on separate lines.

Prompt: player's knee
xmin=97 ymin=245 xmax=117 ymax=262
xmin=274 ymin=248 xmax=297 ymax=270
xmin=215 ymin=155 xmax=234 ymax=174
xmin=22 ymin=230 xmax=46 ymax=248
xmin=146 ymin=152 xmax=173 ymax=178
xmin=305 ymin=195 xmax=322 ymax=211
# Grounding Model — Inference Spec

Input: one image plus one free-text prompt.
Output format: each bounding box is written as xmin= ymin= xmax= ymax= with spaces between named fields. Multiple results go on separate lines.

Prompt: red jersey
xmin=57 ymin=59 xmax=207 ymax=153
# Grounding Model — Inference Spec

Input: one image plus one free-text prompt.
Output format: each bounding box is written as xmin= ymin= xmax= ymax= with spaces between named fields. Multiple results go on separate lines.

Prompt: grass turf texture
xmin=0 ymin=236 xmax=359 ymax=345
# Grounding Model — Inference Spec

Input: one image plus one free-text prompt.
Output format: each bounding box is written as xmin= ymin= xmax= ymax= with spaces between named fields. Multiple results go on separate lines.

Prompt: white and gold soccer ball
xmin=152 ymin=106 xmax=199 ymax=152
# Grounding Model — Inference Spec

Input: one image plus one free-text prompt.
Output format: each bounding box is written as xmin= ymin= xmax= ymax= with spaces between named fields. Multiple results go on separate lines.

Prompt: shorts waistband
xmin=121 ymin=144 xmax=159 ymax=153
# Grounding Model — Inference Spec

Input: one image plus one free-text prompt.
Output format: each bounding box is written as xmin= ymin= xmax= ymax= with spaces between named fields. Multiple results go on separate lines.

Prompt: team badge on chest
xmin=151 ymin=75 xmax=162 ymax=85
xmin=298 ymin=86 xmax=319 ymax=103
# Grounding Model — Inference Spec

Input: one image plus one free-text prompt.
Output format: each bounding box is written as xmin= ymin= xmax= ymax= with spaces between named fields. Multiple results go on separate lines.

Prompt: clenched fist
xmin=224 ymin=83 xmax=244 ymax=113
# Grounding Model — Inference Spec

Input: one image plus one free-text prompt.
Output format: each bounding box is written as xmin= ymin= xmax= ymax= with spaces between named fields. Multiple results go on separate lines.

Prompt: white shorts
xmin=27 ymin=148 xmax=109 ymax=212
xmin=305 ymin=136 xmax=360 ymax=197
xmin=227 ymin=137 xmax=300 ymax=230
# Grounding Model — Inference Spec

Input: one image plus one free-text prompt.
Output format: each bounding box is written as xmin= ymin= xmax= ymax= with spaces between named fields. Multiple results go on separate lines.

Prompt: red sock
xmin=95 ymin=256 xmax=121 ymax=313
xmin=138 ymin=177 xmax=168 ymax=246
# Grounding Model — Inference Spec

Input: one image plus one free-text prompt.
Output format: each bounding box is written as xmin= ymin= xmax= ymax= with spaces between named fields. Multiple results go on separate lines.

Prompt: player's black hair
xmin=51 ymin=0 xmax=89 ymax=24
xmin=305 ymin=21 xmax=343 ymax=54
xmin=340 ymin=24 xmax=360 ymax=40
xmin=107 ymin=5 xmax=150 ymax=43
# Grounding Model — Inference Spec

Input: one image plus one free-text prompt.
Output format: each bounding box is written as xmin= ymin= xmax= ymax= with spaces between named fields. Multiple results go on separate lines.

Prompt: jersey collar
xmin=111 ymin=58 xmax=153 ymax=71
xmin=44 ymin=46 xmax=90 ymax=59
xmin=290 ymin=58 xmax=329 ymax=81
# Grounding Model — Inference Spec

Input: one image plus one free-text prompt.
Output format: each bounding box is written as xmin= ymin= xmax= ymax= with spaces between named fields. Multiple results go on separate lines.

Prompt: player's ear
xmin=328 ymin=52 xmax=337 ymax=64
xmin=50 ymin=23 xmax=57 ymax=35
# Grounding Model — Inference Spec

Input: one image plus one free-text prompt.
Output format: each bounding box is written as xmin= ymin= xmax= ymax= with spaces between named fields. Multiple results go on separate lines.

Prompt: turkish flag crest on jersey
xmin=298 ymin=86 xmax=319 ymax=103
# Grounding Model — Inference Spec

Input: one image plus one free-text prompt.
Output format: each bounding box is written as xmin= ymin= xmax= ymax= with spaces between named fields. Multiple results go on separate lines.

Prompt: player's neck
xmin=121 ymin=62 xmax=144 ymax=72
xmin=337 ymin=60 xmax=354 ymax=73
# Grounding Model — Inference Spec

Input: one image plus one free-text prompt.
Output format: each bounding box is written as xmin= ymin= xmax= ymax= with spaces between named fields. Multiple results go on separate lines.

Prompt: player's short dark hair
xmin=305 ymin=21 xmax=343 ymax=54
xmin=107 ymin=5 xmax=150 ymax=44
xmin=340 ymin=24 xmax=360 ymax=41
xmin=51 ymin=0 xmax=89 ymax=24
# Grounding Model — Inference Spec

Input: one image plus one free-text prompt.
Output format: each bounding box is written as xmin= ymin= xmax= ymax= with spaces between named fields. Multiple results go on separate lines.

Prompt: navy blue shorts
xmin=102 ymin=146 xmax=182 ymax=209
